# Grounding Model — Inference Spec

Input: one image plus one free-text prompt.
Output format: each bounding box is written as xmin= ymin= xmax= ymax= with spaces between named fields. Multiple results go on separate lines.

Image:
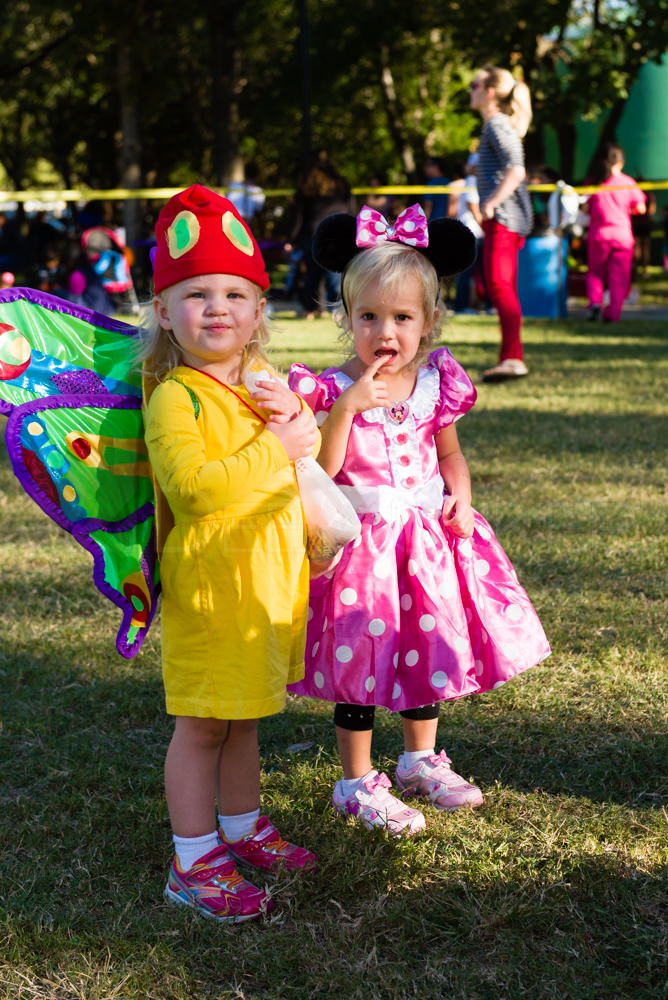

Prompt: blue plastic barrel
xmin=517 ymin=234 xmax=568 ymax=318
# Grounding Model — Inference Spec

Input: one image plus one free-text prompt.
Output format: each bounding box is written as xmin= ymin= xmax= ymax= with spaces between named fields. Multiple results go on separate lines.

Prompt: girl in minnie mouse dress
xmin=289 ymin=205 xmax=550 ymax=836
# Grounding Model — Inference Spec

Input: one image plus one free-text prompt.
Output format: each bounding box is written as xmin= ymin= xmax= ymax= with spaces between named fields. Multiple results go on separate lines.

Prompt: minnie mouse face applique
xmin=388 ymin=400 xmax=409 ymax=424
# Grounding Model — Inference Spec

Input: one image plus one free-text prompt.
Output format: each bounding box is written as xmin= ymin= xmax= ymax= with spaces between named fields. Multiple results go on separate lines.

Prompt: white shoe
xmin=482 ymin=359 xmax=529 ymax=383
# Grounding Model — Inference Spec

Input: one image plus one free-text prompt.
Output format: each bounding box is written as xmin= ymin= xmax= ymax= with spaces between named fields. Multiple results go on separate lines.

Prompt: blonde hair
xmin=482 ymin=66 xmax=532 ymax=138
xmin=136 ymin=281 xmax=271 ymax=383
xmin=335 ymin=242 xmax=443 ymax=368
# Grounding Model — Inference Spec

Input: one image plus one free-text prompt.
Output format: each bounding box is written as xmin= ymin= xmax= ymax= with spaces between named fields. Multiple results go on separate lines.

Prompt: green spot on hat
xmin=167 ymin=210 xmax=200 ymax=259
xmin=222 ymin=211 xmax=254 ymax=256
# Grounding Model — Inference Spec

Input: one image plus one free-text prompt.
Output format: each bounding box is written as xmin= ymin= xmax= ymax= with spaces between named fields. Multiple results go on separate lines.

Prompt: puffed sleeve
xmin=288 ymin=364 xmax=340 ymax=427
xmin=430 ymin=347 xmax=477 ymax=430
xmin=145 ymin=379 xmax=291 ymax=516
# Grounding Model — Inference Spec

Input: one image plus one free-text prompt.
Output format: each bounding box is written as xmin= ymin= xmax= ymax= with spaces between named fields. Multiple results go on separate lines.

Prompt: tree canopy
xmin=0 ymin=0 xmax=665 ymax=198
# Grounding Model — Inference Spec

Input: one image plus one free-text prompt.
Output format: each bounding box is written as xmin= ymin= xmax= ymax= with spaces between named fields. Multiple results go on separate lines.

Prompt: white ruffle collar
xmin=330 ymin=364 xmax=440 ymax=425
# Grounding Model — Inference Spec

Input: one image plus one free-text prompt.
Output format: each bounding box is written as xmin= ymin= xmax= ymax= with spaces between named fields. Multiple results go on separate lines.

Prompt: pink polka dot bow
xmin=355 ymin=203 xmax=429 ymax=249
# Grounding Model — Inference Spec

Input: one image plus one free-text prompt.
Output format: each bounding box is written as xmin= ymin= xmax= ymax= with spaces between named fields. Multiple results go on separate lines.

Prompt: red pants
xmin=586 ymin=239 xmax=633 ymax=322
xmin=482 ymin=219 xmax=525 ymax=362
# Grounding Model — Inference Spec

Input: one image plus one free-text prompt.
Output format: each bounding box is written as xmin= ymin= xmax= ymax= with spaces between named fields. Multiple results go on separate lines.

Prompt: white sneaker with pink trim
xmin=395 ymin=751 xmax=484 ymax=811
xmin=332 ymin=770 xmax=426 ymax=837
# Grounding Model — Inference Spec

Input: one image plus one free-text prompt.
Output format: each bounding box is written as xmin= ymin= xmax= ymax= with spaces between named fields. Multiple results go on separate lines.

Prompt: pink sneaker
xmin=395 ymin=751 xmax=483 ymax=811
xmin=221 ymin=815 xmax=317 ymax=873
xmin=332 ymin=770 xmax=426 ymax=837
xmin=164 ymin=842 xmax=273 ymax=923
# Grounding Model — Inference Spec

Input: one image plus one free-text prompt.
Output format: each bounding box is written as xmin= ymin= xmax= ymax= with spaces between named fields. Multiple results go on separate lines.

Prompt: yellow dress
xmin=144 ymin=366 xmax=310 ymax=720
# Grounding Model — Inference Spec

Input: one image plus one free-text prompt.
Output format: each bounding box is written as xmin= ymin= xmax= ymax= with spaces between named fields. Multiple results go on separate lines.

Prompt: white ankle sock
xmin=400 ymin=749 xmax=434 ymax=770
xmin=173 ymin=831 xmax=219 ymax=871
xmin=218 ymin=808 xmax=260 ymax=842
xmin=339 ymin=770 xmax=376 ymax=796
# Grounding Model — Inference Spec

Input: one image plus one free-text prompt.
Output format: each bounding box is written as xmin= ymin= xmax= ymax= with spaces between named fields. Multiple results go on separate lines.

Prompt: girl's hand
xmin=339 ymin=355 xmax=391 ymax=415
xmin=480 ymin=199 xmax=496 ymax=220
xmin=252 ymin=378 xmax=302 ymax=424
xmin=441 ymin=494 xmax=475 ymax=538
xmin=266 ymin=408 xmax=318 ymax=461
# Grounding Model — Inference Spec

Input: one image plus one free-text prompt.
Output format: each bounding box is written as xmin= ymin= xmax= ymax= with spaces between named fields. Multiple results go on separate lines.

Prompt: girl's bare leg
xmin=165 ymin=715 xmax=259 ymax=837
xmin=335 ymin=726 xmax=373 ymax=780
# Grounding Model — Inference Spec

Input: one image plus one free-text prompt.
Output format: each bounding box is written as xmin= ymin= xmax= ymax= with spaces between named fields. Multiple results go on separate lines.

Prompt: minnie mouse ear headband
xmin=312 ymin=203 xmax=476 ymax=283
xmin=152 ymin=183 xmax=269 ymax=294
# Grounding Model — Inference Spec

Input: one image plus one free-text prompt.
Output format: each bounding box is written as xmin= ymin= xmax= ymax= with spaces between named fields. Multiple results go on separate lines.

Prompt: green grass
xmin=1 ymin=310 xmax=667 ymax=999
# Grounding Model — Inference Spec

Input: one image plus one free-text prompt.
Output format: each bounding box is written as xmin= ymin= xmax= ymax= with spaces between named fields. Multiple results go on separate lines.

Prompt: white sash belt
xmin=339 ymin=477 xmax=444 ymax=521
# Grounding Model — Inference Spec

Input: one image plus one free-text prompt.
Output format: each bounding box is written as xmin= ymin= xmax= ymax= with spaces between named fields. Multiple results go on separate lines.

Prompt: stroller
xmin=80 ymin=226 xmax=140 ymax=315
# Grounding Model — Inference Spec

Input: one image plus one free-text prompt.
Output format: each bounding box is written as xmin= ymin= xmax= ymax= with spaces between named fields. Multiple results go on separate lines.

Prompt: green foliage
xmin=0 ymin=1 xmax=665 ymax=192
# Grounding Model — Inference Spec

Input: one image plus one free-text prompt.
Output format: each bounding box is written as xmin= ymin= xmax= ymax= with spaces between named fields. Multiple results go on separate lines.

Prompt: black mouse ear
xmin=312 ymin=213 xmax=359 ymax=273
xmin=423 ymin=217 xmax=477 ymax=277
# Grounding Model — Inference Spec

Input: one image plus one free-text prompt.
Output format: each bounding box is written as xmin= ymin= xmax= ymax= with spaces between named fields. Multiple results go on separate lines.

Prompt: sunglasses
xmin=470 ymin=80 xmax=484 ymax=91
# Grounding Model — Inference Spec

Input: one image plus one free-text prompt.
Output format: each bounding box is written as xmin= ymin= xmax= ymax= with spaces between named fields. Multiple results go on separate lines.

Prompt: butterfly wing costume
xmin=0 ymin=287 xmax=158 ymax=658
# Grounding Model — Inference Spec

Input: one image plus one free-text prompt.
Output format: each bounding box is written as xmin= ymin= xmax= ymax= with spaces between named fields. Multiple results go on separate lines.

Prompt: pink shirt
xmin=587 ymin=172 xmax=647 ymax=249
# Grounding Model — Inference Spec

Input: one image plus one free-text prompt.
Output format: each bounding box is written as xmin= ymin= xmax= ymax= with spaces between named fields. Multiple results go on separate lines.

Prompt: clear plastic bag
xmin=294 ymin=456 xmax=361 ymax=562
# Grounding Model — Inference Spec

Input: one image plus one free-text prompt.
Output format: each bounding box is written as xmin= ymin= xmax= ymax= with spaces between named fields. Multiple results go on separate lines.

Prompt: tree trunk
xmin=378 ymin=51 xmax=416 ymax=181
xmin=117 ymin=31 xmax=143 ymax=252
xmin=209 ymin=0 xmax=243 ymax=186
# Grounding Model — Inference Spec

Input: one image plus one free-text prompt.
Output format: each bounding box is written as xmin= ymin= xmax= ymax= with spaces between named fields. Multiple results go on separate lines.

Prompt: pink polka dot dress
xmin=288 ymin=348 xmax=550 ymax=711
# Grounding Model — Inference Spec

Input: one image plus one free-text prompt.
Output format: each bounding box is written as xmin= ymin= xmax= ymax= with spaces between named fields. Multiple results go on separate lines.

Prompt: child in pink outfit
xmin=586 ymin=144 xmax=647 ymax=323
xmin=288 ymin=205 xmax=550 ymax=837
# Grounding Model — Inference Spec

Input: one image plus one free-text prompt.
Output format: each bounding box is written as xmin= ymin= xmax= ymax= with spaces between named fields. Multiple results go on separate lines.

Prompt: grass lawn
xmin=1 ymin=307 xmax=666 ymax=999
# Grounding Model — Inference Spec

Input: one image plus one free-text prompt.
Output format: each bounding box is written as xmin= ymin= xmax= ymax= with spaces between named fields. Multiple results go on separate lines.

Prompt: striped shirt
xmin=477 ymin=114 xmax=533 ymax=236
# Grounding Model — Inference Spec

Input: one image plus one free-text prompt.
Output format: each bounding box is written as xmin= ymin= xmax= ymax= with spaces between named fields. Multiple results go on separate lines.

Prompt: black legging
xmin=334 ymin=702 xmax=440 ymax=731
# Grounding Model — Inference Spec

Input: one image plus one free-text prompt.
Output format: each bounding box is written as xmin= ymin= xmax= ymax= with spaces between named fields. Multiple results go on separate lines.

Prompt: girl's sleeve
xmin=288 ymin=364 xmax=338 ymax=425
xmin=430 ymin=348 xmax=477 ymax=430
xmin=145 ymin=379 xmax=291 ymax=516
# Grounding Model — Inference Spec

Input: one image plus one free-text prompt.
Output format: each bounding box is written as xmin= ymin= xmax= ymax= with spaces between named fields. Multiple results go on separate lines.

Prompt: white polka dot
xmin=335 ymin=645 xmax=353 ymax=663
xmin=315 ymin=410 xmax=328 ymax=426
xmin=373 ymin=560 xmax=390 ymax=579
xmin=393 ymin=653 xmax=399 ymax=668
xmin=365 ymin=676 xmax=375 ymax=692
xmin=405 ymin=237 xmax=417 ymax=246
xmin=322 ymin=616 xmax=328 ymax=632
xmin=311 ymin=640 xmax=320 ymax=657
xmin=360 ymin=209 xmax=372 ymax=220
xmin=458 ymin=539 xmax=473 ymax=558
xmin=374 ymin=221 xmax=385 ymax=233
xmin=465 ymin=608 xmax=473 ymax=623
xmin=358 ymin=227 xmax=370 ymax=242
xmin=455 ymin=379 xmax=469 ymax=391
xmin=481 ymin=629 xmax=488 ymax=644
xmin=493 ymin=680 xmax=506 ymax=689
xmin=298 ymin=375 xmax=316 ymax=395
xmin=404 ymin=220 xmax=416 ymax=232
xmin=407 ymin=559 xmax=418 ymax=576
xmin=474 ymin=659 xmax=484 ymax=676
xmin=419 ymin=614 xmax=435 ymax=632
xmin=340 ymin=587 xmax=357 ymax=606
xmin=454 ymin=635 xmax=469 ymax=653
xmin=405 ymin=650 xmax=419 ymax=667
xmin=307 ymin=606 xmax=314 ymax=621
xmin=431 ymin=670 xmax=448 ymax=688
xmin=439 ymin=576 xmax=456 ymax=597
xmin=400 ymin=594 xmax=412 ymax=611
xmin=314 ymin=671 xmax=325 ymax=689
xmin=392 ymin=682 xmax=402 ymax=699
xmin=477 ymin=524 xmax=492 ymax=541
xmin=506 ymin=604 xmax=523 ymax=621
xmin=369 ymin=619 xmax=385 ymax=636
xmin=475 ymin=559 xmax=490 ymax=577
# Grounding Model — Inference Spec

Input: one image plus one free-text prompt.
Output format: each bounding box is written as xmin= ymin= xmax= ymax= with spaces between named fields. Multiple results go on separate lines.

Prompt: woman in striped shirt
xmin=470 ymin=67 xmax=533 ymax=382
